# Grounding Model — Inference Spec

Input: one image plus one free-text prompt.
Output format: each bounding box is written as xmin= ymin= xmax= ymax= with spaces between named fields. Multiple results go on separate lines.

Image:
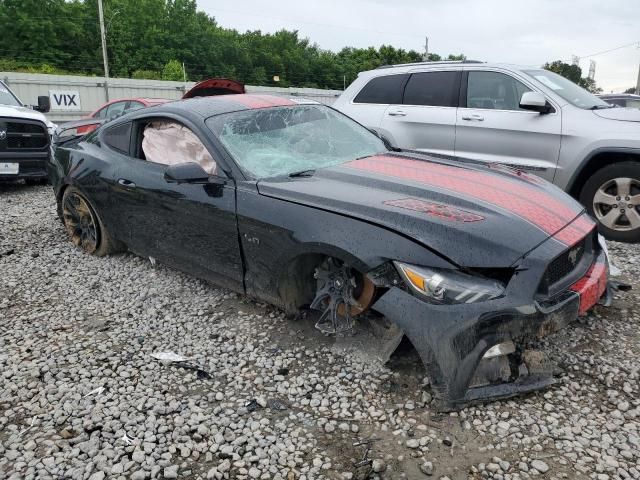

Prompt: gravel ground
xmin=1 ymin=184 xmax=638 ymax=480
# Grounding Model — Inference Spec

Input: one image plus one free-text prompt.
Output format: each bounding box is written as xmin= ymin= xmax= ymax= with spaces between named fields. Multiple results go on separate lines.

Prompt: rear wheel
xmin=61 ymin=187 xmax=119 ymax=256
xmin=580 ymin=162 xmax=640 ymax=243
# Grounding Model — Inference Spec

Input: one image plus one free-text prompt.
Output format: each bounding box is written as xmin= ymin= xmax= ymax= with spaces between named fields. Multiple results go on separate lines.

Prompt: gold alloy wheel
xmin=62 ymin=192 xmax=99 ymax=254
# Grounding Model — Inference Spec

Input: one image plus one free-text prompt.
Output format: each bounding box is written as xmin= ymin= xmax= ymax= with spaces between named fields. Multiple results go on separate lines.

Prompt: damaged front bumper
xmin=373 ymin=247 xmax=609 ymax=411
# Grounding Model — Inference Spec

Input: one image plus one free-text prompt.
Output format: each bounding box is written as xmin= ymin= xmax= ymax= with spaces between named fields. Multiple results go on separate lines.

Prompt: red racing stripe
xmin=554 ymin=216 xmax=596 ymax=246
xmin=345 ymin=155 xmax=583 ymax=244
xmin=229 ymin=94 xmax=295 ymax=109
xmin=368 ymin=155 xmax=579 ymax=223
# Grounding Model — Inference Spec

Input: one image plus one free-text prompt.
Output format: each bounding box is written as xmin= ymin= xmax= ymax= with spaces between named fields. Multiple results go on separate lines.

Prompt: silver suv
xmin=333 ymin=61 xmax=640 ymax=242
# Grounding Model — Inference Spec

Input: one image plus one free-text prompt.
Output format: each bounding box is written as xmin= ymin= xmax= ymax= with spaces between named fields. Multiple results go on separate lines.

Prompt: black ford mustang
xmin=48 ymin=94 xmax=610 ymax=410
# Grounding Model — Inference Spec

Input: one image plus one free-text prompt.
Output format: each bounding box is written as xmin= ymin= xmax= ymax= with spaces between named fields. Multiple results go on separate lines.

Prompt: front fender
xmin=236 ymin=186 xmax=455 ymax=309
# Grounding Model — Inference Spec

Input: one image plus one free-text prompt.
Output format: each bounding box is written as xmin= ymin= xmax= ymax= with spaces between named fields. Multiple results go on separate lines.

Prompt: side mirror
xmin=519 ymin=92 xmax=552 ymax=114
xmin=34 ymin=96 xmax=51 ymax=113
xmin=164 ymin=162 xmax=220 ymax=184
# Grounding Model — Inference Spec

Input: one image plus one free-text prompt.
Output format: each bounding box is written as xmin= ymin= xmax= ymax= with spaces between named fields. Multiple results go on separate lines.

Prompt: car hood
xmin=593 ymin=107 xmax=640 ymax=122
xmin=0 ymin=103 xmax=48 ymax=123
xmin=257 ymin=153 xmax=590 ymax=268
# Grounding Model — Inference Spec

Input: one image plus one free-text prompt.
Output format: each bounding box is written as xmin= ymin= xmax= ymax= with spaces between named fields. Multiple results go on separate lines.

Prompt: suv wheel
xmin=580 ymin=162 xmax=640 ymax=243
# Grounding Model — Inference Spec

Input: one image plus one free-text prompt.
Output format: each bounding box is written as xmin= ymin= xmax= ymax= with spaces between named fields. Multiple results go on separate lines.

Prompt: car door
xmin=379 ymin=70 xmax=460 ymax=156
xmin=104 ymin=118 xmax=244 ymax=292
xmin=454 ymin=70 xmax=562 ymax=181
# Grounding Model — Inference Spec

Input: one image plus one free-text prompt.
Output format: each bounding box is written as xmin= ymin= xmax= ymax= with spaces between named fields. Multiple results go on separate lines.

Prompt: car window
xmin=605 ymin=99 xmax=625 ymax=107
xmin=0 ymin=81 xmax=22 ymax=107
xmin=106 ymin=101 xmax=127 ymax=119
xmin=353 ymin=74 xmax=408 ymax=104
xmin=93 ymin=105 xmax=108 ymax=119
xmin=626 ymin=99 xmax=640 ymax=109
xmin=103 ymin=122 xmax=132 ymax=154
xmin=466 ymin=71 xmax=532 ymax=111
xmin=139 ymin=120 xmax=217 ymax=175
xmin=523 ymin=69 xmax=609 ymax=109
xmin=125 ymin=101 xmax=145 ymax=113
xmin=207 ymin=104 xmax=386 ymax=179
xmin=403 ymin=71 xmax=458 ymax=107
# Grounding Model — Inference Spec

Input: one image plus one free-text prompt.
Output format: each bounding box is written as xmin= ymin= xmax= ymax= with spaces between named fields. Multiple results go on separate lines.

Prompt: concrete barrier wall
xmin=0 ymin=72 xmax=342 ymax=123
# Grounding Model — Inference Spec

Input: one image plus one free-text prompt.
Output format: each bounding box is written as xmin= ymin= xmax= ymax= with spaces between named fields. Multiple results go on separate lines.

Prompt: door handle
xmin=461 ymin=114 xmax=484 ymax=121
xmin=387 ymin=110 xmax=407 ymax=117
xmin=118 ymin=178 xmax=136 ymax=188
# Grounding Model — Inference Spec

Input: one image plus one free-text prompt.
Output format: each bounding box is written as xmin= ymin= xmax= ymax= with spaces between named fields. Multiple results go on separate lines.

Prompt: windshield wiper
xmin=288 ymin=169 xmax=316 ymax=178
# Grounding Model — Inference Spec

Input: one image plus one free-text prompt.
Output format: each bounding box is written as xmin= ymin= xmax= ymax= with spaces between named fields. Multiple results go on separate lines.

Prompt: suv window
xmin=466 ymin=71 xmax=531 ymax=111
xmin=403 ymin=71 xmax=459 ymax=107
xmin=353 ymin=74 xmax=408 ymax=104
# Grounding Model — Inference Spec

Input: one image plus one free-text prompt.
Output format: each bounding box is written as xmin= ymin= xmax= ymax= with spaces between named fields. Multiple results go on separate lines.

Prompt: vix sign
xmin=49 ymin=90 xmax=82 ymax=111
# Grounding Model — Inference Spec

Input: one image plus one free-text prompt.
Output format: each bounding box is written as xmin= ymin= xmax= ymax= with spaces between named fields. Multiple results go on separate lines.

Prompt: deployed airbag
xmin=142 ymin=121 xmax=216 ymax=175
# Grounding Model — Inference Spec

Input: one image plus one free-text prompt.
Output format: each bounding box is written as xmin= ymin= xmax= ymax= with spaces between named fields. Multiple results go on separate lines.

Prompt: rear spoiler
xmin=182 ymin=78 xmax=245 ymax=98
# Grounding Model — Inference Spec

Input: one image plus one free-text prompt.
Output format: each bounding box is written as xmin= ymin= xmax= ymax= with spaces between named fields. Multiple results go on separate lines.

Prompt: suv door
xmin=380 ymin=70 xmax=460 ymax=156
xmin=454 ymin=70 xmax=561 ymax=181
xmin=347 ymin=73 xmax=409 ymax=132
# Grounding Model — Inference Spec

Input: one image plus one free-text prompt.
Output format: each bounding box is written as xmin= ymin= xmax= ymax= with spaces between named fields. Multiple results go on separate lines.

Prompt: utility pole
xmin=636 ymin=43 xmax=640 ymax=95
xmin=423 ymin=36 xmax=429 ymax=61
xmin=98 ymin=0 xmax=110 ymax=101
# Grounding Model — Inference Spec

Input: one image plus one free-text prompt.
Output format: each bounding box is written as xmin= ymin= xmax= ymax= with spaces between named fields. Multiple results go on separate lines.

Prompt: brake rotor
xmin=310 ymin=258 xmax=375 ymax=335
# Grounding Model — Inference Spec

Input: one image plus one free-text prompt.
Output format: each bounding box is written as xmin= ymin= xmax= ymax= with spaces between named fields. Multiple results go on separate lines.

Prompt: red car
xmin=74 ymin=78 xmax=245 ymax=135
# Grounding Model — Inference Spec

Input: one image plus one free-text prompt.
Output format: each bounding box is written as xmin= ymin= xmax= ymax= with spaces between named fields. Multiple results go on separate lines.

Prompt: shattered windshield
xmin=206 ymin=104 xmax=386 ymax=179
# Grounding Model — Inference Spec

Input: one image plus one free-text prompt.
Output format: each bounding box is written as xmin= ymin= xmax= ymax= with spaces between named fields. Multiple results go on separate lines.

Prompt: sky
xmin=197 ymin=0 xmax=639 ymax=93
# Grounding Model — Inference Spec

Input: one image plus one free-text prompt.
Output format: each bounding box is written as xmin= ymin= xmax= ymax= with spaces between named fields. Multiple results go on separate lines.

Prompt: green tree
xmin=0 ymin=0 xmax=468 ymax=90
xmin=132 ymin=69 xmax=161 ymax=80
xmin=543 ymin=60 xmax=602 ymax=94
xmin=162 ymin=59 xmax=184 ymax=81
xmin=625 ymin=87 xmax=638 ymax=94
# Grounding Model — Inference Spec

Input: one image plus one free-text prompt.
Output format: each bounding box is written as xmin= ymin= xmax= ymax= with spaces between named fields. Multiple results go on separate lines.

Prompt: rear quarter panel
xmin=50 ymin=139 xmax=122 ymax=236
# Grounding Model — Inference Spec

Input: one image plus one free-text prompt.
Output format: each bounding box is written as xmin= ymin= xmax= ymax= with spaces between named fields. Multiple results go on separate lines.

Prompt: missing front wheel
xmin=309 ymin=258 xmax=374 ymax=335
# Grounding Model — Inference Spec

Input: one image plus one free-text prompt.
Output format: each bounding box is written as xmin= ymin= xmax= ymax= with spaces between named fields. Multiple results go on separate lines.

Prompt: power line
xmin=577 ymin=41 xmax=640 ymax=59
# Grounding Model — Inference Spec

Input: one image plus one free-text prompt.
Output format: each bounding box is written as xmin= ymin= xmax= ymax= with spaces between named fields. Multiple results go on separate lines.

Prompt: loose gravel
xmin=1 ymin=184 xmax=638 ymax=480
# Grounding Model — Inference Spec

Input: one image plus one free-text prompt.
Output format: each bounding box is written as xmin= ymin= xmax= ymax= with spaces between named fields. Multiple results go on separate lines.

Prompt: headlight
xmin=394 ymin=262 xmax=505 ymax=304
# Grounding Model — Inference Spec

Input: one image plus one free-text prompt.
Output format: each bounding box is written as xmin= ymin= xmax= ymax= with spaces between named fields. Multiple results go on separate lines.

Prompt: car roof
xmin=599 ymin=93 xmax=640 ymax=99
xmin=360 ymin=61 xmax=544 ymax=76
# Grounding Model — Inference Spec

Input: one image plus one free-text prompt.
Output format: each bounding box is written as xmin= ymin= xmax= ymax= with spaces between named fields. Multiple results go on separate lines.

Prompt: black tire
xmin=61 ymin=187 xmax=122 ymax=256
xmin=579 ymin=161 xmax=640 ymax=243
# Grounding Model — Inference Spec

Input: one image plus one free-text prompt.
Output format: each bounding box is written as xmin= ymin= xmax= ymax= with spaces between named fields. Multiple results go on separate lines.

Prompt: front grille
xmin=1 ymin=119 xmax=48 ymax=151
xmin=544 ymin=238 xmax=587 ymax=286
xmin=538 ymin=229 xmax=599 ymax=298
